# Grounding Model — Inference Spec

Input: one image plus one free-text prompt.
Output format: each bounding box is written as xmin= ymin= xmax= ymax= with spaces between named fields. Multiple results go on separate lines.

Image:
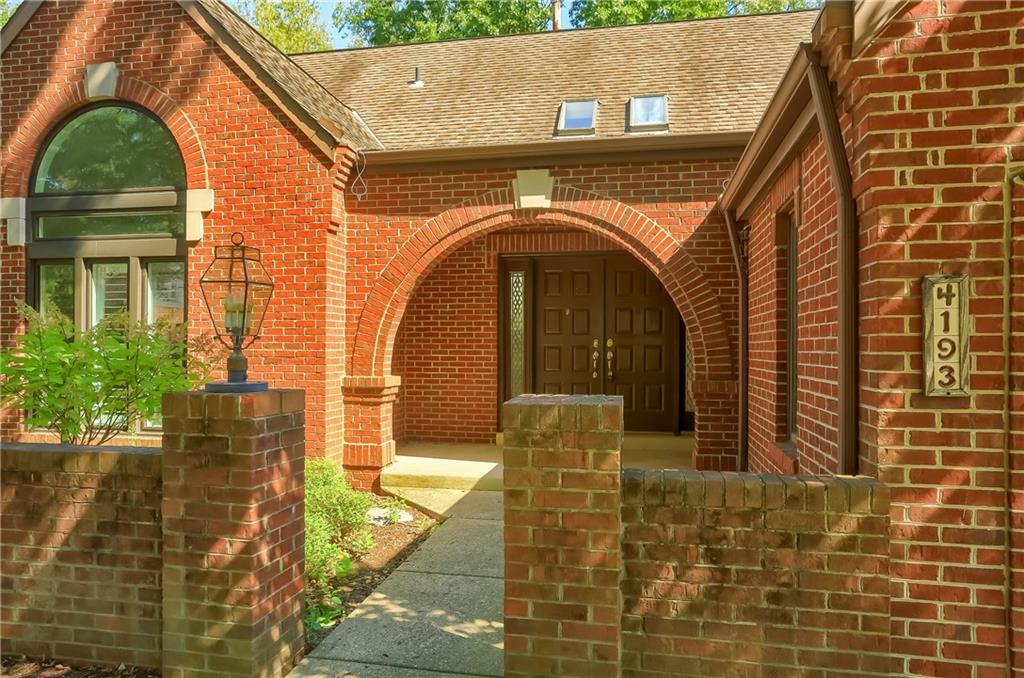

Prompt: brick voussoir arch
xmin=2 ymin=75 xmax=208 ymax=196
xmin=351 ymin=183 xmax=735 ymax=383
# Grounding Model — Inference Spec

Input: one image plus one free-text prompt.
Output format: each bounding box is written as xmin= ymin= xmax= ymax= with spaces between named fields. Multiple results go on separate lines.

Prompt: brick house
xmin=1 ymin=0 xmax=1023 ymax=675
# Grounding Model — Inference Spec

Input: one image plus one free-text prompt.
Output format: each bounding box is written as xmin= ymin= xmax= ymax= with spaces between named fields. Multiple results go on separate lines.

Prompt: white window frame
xmin=628 ymin=94 xmax=669 ymax=133
xmin=556 ymin=99 xmax=598 ymax=136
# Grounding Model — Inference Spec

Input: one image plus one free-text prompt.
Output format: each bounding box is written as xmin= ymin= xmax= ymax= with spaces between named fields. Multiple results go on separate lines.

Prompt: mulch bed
xmin=3 ymin=494 xmax=437 ymax=677
xmin=0 ymin=658 xmax=158 ymax=678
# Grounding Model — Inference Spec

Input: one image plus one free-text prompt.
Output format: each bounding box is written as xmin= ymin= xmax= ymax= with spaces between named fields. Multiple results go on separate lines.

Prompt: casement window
xmin=26 ymin=103 xmax=187 ymax=329
xmin=628 ymin=94 xmax=669 ymax=132
xmin=783 ymin=211 xmax=798 ymax=442
xmin=557 ymin=99 xmax=598 ymax=136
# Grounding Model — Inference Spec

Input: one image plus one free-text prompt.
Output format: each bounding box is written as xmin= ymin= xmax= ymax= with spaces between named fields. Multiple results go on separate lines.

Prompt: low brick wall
xmin=504 ymin=394 xmax=892 ymax=677
xmin=1 ymin=389 xmax=306 ymax=678
xmin=621 ymin=469 xmax=891 ymax=677
xmin=0 ymin=443 xmax=163 ymax=668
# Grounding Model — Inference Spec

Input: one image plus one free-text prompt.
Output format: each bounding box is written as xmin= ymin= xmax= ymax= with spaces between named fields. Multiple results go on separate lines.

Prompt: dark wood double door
xmin=501 ymin=252 xmax=686 ymax=432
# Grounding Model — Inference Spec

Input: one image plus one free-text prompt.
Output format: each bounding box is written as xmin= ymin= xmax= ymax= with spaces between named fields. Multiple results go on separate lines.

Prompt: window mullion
xmin=129 ymin=257 xmax=143 ymax=324
xmin=74 ymin=258 xmax=87 ymax=333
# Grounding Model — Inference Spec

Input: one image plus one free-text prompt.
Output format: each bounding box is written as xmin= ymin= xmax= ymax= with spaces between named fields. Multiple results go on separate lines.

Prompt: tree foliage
xmin=335 ymin=0 xmax=551 ymax=47
xmin=232 ymin=0 xmax=332 ymax=53
xmin=0 ymin=1 xmax=18 ymax=27
xmin=335 ymin=0 xmax=820 ymax=46
xmin=569 ymin=0 xmax=820 ymax=28
xmin=0 ymin=306 xmax=219 ymax=446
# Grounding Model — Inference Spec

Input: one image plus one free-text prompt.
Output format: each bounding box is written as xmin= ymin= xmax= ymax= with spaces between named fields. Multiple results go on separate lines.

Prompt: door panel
xmin=604 ymin=254 xmax=679 ymax=431
xmin=533 ymin=256 xmax=604 ymax=397
xmin=521 ymin=253 xmax=680 ymax=432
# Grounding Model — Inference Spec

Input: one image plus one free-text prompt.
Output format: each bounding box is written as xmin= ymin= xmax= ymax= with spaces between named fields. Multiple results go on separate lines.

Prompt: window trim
xmin=25 ymin=101 xmax=188 ymax=335
xmin=628 ymin=94 xmax=670 ymax=133
xmin=782 ymin=210 xmax=798 ymax=443
xmin=556 ymin=99 xmax=598 ymax=137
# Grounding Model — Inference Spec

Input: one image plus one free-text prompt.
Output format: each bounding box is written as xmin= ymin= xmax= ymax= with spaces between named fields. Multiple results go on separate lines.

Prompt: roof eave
xmin=176 ymin=0 xmax=342 ymax=158
xmin=718 ymin=43 xmax=814 ymax=216
xmin=0 ymin=0 xmax=43 ymax=54
xmin=362 ymin=131 xmax=751 ymax=167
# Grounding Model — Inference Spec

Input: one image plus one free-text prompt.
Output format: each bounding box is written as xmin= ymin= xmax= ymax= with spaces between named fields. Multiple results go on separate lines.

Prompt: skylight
xmin=557 ymin=99 xmax=597 ymax=136
xmin=629 ymin=95 xmax=669 ymax=132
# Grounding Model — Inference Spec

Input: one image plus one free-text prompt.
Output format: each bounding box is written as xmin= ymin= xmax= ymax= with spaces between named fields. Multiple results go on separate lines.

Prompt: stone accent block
xmin=503 ymin=394 xmax=623 ymax=678
xmin=162 ymin=389 xmax=305 ymax=678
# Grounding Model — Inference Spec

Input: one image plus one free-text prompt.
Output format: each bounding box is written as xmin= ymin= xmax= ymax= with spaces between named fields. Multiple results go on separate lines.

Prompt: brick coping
xmin=1 ymin=441 xmax=162 ymax=455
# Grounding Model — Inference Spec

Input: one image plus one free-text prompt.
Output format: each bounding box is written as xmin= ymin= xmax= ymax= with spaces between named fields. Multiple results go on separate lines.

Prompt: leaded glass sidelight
xmin=33 ymin=104 xmax=185 ymax=195
xmin=509 ymin=270 xmax=526 ymax=397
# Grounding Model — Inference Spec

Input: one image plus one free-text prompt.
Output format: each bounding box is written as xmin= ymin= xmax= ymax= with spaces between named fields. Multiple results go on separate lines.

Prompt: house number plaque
xmin=923 ymin=274 xmax=969 ymax=396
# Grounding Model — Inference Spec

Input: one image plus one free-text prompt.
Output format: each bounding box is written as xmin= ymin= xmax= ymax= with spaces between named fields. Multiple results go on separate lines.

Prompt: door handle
xmin=592 ymin=348 xmax=600 ymax=379
xmin=606 ymin=349 xmax=614 ymax=380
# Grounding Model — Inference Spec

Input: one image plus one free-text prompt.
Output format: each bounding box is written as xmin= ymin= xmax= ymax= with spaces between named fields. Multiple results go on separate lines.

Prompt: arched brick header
xmin=1 ymin=75 xmax=208 ymax=196
xmin=351 ymin=183 xmax=736 ymax=385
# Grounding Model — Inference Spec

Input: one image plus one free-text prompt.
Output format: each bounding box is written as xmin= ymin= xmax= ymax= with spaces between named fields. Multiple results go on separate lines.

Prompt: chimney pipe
xmin=552 ymin=0 xmax=561 ymax=31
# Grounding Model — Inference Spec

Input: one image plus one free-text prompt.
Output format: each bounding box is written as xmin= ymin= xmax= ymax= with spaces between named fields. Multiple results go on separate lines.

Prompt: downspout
xmin=805 ymin=45 xmax=858 ymax=475
xmin=1002 ymin=164 xmax=1024 ymax=674
xmin=723 ymin=207 xmax=748 ymax=471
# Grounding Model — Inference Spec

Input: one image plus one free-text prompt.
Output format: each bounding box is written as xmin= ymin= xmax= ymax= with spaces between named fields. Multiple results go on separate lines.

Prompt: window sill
xmin=768 ymin=440 xmax=799 ymax=475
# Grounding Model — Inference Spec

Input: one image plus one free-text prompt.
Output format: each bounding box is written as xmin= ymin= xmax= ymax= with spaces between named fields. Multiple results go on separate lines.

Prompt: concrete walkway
xmin=293 ymin=490 xmax=504 ymax=678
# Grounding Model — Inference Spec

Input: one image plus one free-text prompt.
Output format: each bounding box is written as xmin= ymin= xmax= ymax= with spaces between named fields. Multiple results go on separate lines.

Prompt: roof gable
xmin=1 ymin=0 xmax=382 ymax=156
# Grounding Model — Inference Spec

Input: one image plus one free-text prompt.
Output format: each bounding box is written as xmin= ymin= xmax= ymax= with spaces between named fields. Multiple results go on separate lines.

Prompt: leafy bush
xmin=0 ymin=305 xmax=217 ymax=445
xmin=305 ymin=457 xmax=374 ymax=589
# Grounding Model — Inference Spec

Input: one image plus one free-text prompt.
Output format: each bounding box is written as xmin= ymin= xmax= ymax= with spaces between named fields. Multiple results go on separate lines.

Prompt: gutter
xmin=805 ymin=44 xmax=858 ymax=475
xmin=1002 ymin=164 xmax=1024 ymax=674
xmin=362 ymin=131 xmax=751 ymax=167
xmin=723 ymin=208 xmax=748 ymax=470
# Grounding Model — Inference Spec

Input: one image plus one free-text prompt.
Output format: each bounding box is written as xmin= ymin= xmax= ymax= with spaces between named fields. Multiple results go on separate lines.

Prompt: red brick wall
xmin=352 ymin=159 xmax=741 ymax=470
xmin=393 ymin=228 xmax=620 ymax=443
xmin=742 ymin=1 xmax=1024 ymax=675
xmin=161 ymin=390 xmax=306 ymax=678
xmin=621 ymin=469 xmax=891 ymax=677
xmin=0 ymin=445 xmax=163 ymax=668
xmin=0 ymin=1 xmax=343 ymax=457
xmin=745 ymin=135 xmax=841 ymax=476
xmin=503 ymin=394 xmax=624 ymax=678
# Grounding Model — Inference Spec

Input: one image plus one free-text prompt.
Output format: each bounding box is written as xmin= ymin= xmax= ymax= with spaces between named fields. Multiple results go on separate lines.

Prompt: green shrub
xmin=0 ymin=305 xmax=217 ymax=445
xmin=305 ymin=511 xmax=351 ymax=587
xmin=305 ymin=458 xmax=374 ymax=589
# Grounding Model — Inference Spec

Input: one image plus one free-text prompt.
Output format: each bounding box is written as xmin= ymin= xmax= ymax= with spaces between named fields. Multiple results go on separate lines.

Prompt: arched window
xmin=27 ymin=103 xmax=188 ymax=329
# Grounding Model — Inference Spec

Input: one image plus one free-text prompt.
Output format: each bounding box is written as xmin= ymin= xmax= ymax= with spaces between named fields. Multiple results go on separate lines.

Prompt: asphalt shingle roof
xmin=292 ymin=10 xmax=818 ymax=153
xmin=191 ymin=0 xmax=381 ymax=150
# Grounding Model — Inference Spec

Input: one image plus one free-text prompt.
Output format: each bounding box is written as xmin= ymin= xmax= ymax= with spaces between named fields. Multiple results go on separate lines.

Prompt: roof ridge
xmin=289 ymin=8 xmax=821 ymax=58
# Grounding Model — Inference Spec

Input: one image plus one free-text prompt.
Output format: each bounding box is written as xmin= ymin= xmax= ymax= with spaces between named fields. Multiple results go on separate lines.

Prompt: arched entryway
xmin=342 ymin=183 xmax=739 ymax=485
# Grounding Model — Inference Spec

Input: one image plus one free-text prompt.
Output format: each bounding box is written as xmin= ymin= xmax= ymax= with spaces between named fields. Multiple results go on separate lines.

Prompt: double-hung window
xmin=26 ymin=103 xmax=187 ymax=330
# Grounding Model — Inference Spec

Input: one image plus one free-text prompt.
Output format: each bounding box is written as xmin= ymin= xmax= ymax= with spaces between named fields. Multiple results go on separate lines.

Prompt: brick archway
xmin=345 ymin=182 xmax=740 ymax=481
xmin=2 ymin=74 xmax=208 ymax=196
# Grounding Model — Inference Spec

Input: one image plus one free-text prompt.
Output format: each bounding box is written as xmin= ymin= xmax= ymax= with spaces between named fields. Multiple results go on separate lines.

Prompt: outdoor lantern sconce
xmin=199 ymin=232 xmax=274 ymax=392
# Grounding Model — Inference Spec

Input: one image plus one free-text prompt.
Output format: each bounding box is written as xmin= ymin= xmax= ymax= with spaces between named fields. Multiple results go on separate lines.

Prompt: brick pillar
xmin=503 ymin=394 xmax=623 ymax=678
xmin=341 ymin=375 xmax=400 ymax=490
xmin=161 ymin=390 xmax=305 ymax=678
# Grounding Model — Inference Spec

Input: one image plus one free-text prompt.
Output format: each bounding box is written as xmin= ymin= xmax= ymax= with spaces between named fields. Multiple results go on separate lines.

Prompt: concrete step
xmin=383 ymin=487 xmax=503 ymax=521
xmin=380 ymin=449 xmax=503 ymax=492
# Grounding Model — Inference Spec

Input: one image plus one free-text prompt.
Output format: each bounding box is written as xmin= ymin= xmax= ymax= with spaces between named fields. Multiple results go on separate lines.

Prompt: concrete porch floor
xmin=381 ymin=432 xmax=693 ymax=492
